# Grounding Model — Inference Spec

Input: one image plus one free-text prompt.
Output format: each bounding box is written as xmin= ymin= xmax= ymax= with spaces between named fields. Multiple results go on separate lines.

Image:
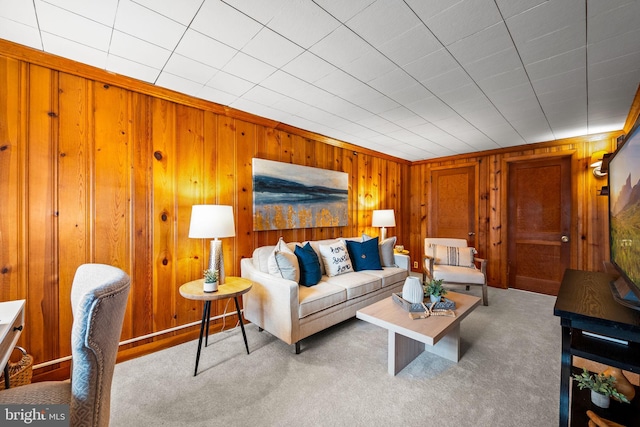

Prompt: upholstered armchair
xmin=423 ymin=238 xmax=488 ymax=306
xmin=0 ymin=263 xmax=130 ymax=427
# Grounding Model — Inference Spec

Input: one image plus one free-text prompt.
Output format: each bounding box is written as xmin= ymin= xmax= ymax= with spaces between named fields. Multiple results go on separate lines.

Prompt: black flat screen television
xmin=608 ymin=116 xmax=640 ymax=311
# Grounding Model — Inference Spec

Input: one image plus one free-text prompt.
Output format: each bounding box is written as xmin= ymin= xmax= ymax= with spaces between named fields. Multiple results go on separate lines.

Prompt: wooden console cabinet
xmin=554 ymin=269 xmax=640 ymax=426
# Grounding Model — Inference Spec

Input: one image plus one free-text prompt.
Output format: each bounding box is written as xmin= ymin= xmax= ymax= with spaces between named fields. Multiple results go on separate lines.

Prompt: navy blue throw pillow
xmin=347 ymin=237 xmax=382 ymax=271
xmin=294 ymin=242 xmax=322 ymax=286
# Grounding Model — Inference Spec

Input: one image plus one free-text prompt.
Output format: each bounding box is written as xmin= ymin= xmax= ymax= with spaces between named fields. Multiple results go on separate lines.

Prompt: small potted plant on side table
xmin=572 ymin=367 xmax=631 ymax=408
xmin=425 ymin=278 xmax=447 ymax=304
xmin=203 ymin=269 xmax=219 ymax=293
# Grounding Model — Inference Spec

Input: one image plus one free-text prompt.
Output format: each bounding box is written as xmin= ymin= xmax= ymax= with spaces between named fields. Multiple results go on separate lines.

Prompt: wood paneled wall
xmin=408 ymin=134 xmax=621 ymax=286
xmin=0 ymin=43 xmax=409 ymax=379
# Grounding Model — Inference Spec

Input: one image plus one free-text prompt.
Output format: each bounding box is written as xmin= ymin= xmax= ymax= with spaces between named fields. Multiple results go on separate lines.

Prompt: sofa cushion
xmin=433 ymin=264 xmax=485 ymax=284
xmin=294 ymin=242 xmax=322 ymax=286
xmin=319 ymin=240 xmax=353 ymax=276
xmin=362 ymin=234 xmax=397 ymax=267
xmin=298 ymin=282 xmax=347 ymax=318
xmin=252 ymin=246 xmax=276 ymax=273
xmin=323 ymin=271 xmax=382 ymax=299
xmin=346 ymin=238 xmax=382 ymax=271
xmin=267 ymin=238 xmax=299 ymax=282
xmin=358 ymin=267 xmax=408 ymax=288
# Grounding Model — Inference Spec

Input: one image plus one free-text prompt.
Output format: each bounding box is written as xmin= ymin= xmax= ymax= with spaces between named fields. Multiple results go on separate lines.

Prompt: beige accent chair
xmin=0 ymin=263 xmax=130 ymax=427
xmin=423 ymin=238 xmax=488 ymax=306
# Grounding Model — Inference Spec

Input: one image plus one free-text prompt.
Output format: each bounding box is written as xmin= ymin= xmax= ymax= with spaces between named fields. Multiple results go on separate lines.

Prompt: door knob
xmin=561 ymin=235 xmax=569 ymax=243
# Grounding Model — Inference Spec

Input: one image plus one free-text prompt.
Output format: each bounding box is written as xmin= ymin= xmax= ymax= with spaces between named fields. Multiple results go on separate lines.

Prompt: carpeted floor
xmin=110 ymin=287 xmax=561 ymax=426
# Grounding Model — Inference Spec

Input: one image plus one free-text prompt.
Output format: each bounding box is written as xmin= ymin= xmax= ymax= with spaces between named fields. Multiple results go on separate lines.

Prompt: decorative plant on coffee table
xmin=425 ymin=278 xmax=447 ymax=303
xmin=572 ymin=368 xmax=630 ymax=408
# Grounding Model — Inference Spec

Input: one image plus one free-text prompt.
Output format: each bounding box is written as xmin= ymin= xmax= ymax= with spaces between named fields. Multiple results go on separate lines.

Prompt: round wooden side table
xmin=179 ymin=276 xmax=252 ymax=376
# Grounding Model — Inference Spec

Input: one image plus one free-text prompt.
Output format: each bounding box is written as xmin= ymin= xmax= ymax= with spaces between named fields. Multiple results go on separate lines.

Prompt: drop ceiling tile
xmin=406 ymin=96 xmax=457 ymax=122
xmin=106 ymin=54 xmax=160 ymax=83
xmin=221 ymin=52 xmax=276 ymax=84
xmin=448 ymin=22 xmax=512 ymax=66
xmin=242 ymin=27 xmax=304 ymax=69
xmin=0 ymin=17 xmax=42 ymax=50
xmin=404 ymin=49 xmax=459 ymax=84
xmin=387 ymin=83 xmax=434 ymax=106
xmin=309 ymin=25 xmax=370 ymax=69
xmin=475 ymin=67 xmax=530 ymax=95
xmin=377 ymin=24 xmax=442 ymax=67
xmin=356 ymin=115 xmax=402 ymax=134
xmin=589 ymin=51 xmax=640 ymax=81
xmin=242 ymin=86 xmax=288 ymax=107
xmin=163 ymin=54 xmax=217 ymax=84
xmin=191 ymin=0 xmax=262 ymax=50
xmin=36 ymin=1 xmax=111 ymax=51
xmin=531 ymin=67 xmax=585 ymax=96
xmin=42 ymin=0 xmax=117 ymax=26
xmin=506 ymin=0 xmax=584 ymax=45
xmin=588 ymin=27 xmax=640 ymax=66
xmin=267 ymin=0 xmax=341 ymax=49
xmin=310 ymin=0 xmax=376 ymax=24
xmin=462 ymin=48 xmax=523 ymax=82
xmin=588 ymin=0 xmax=640 ymax=44
xmin=516 ymin=23 xmax=586 ymax=66
xmin=133 ymin=0 xmax=202 ymax=26
xmin=368 ymin=68 xmax=417 ymax=95
xmin=114 ymin=0 xmax=186 ymax=50
xmin=223 ymin=0 xmax=290 ymax=25
xmin=206 ymin=71 xmax=254 ymax=96
xmin=0 ymin=0 xmax=38 ymax=26
xmin=416 ymin=0 xmax=502 ymax=46
xmin=174 ymin=29 xmax=238 ymax=70
xmin=110 ymin=31 xmax=171 ymax=69
xmin=495 ymin=0 xmax=548 ymax=20
xmin=323 ymin=98 xmax=371 ymax=122
xmin=423 ymin=67 xmax=473 ymax=96
xmin=156 ymin=71 xmax=204 ymax=97
xmin=378 ymin=105 xmax=417 ymax=123
xmin=281 ymin=51 xmax=337 ymax=83
xmin=260 ymin=70 xmax=312 ymax=97
xmin=199 ymin=85 xmax=238 ymax=106
xmin=346 ymin=0 xmax=419 ymax=47
xmin=41 ymin=32 xmax=107 ymax=69
xmin=342 ymin=50 xmax=397 ymax=83
xmin=357 ymin=95 xmax=399 ymax=115
xmin=525 ymin=48 xmax=585 ymax=81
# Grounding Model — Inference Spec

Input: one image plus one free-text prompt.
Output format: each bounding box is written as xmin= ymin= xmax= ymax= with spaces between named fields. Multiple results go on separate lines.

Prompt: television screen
xmin=608 ymin=120 xmax=640 ymax=310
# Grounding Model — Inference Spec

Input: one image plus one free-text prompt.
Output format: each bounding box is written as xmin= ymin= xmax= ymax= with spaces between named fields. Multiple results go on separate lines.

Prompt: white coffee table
xmin=356 ymin=291 xmax=481 ymax=375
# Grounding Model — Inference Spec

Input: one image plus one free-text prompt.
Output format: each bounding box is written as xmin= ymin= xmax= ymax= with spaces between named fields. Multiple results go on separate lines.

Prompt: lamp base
xmin=209 ymin=239 xmax=225 ymax=286
xmin=380 ymin=227 xmax=387 ymax=241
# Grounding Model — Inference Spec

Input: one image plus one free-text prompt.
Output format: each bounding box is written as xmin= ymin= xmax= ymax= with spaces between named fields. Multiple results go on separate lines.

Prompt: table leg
xmin=559 ymin=322 xmax=571 ymax=427
xmin=194 ymin=300 xmax=211 ymax=376
xmin=388 ymin=330 xmax=423 ymax=375
xmin=205 ymin=300 xmax=212 ymax=347
xmin=234 ymin=296 xmax=250 ymax=354
xmin=4 ymin=364 xmax=10 ymax=389
xmin=425 ymin=323 xmax=460 ymax=362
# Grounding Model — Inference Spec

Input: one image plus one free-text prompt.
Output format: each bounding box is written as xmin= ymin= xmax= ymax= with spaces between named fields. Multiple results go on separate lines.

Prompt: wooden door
xmin=507 ymin=156 xmax=571 ymax=295
xmin=431 ymin=166 xmax=476 ymax=245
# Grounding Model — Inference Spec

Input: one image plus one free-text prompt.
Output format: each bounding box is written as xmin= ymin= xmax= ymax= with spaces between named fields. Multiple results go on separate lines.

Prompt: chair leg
xmin=482 ymin=283 xmax=488 ymax=306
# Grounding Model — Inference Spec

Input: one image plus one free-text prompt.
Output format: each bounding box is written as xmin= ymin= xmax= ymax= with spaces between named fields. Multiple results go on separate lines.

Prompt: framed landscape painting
xmin=252 ymin=158 xmax=349 ymax=231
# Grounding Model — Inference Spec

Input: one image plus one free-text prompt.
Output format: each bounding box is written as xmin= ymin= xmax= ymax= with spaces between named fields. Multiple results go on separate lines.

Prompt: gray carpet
xmin=110 ymin=287 xmax=560 ymax=426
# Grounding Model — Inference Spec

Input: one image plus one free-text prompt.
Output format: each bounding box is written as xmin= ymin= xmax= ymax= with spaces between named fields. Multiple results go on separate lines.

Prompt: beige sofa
xmin=241 ymin=237 xmax=410 ymax=353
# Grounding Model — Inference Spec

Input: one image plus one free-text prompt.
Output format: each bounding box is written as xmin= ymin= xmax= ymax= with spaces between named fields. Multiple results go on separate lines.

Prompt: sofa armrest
xmin=393 ymin=253 xmax=410 ymax=271
xmin=240 ymin=258 xmax=300 ymax=345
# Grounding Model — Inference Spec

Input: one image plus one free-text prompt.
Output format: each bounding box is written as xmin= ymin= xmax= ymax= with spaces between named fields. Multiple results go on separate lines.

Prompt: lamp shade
xmin=372 ymin=209 xmax=396 ymax=227
xmin=188 ymin=205 xmax=236 ymax=238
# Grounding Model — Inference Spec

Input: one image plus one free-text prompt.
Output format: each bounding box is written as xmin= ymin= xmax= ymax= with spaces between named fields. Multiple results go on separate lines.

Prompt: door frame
xmin=429 ymin=161 xmax=480 ymax=242
xmin=500 ymin=150 xmax=578 ymax=289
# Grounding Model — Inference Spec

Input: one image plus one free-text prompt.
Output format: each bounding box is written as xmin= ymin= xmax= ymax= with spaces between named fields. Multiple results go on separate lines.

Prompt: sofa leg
xmin=294 ymin=342 xmax=300 ymax=354
xmin=482 ymin=284 xmax=488 ymax=306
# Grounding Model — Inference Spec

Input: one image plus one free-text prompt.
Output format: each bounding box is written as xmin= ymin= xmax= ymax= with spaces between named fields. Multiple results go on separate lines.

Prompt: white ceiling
xmin=1 ymin=0 xmax=639 ymax=161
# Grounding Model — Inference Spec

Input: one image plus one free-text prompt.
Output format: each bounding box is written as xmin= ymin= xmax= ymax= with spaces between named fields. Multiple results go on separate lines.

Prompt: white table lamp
xmin=188 ymin=205 xmax=235 ymax=289
xmin=372 ymin=209 xmax=395 ymax=240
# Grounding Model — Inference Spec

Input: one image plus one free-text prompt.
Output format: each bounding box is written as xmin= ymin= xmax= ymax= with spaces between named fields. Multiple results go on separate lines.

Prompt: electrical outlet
xmin=413 ymin=261 xmax=418 ymax=269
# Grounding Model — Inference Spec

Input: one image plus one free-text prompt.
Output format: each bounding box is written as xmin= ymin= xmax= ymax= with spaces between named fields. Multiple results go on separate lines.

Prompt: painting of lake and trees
xmin=252 ymin=158 xmax=349 ymax=231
